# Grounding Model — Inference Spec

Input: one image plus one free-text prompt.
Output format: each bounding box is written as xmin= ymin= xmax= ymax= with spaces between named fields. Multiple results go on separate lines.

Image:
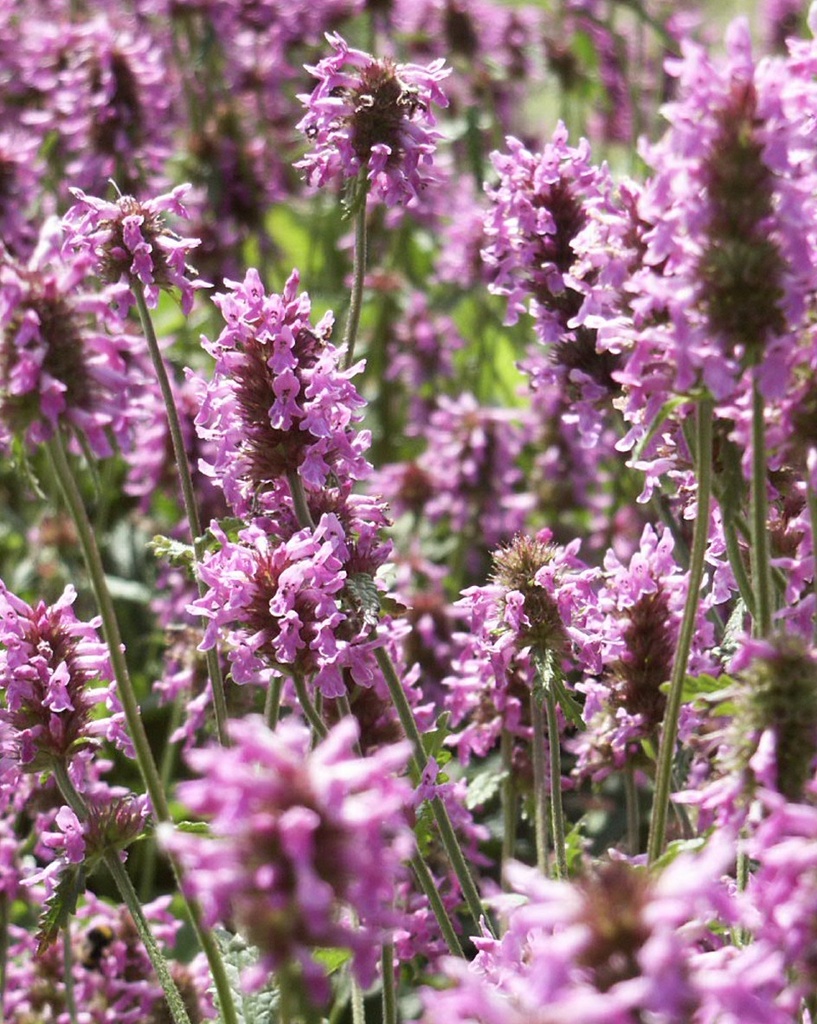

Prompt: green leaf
xmin=551 ymin=672 xmax=586 ymax=730
xmin=36 ymin=863 xmax=85 ymax=954
xmin=175 ymin=820 xmax=211 ymax=835
xmin=212 ymin=928 xmax=279 ymax=1024
xmin=421 ymin=711 xmax=452 ymax=762
xmin=465 ymin=763 xmax=508 ymax=810
xmin=149 ymin=534 xmax=196 ymax=568
xmin=651 ymin=836 xmax=708 ymax=871
xmin=312 ymin=947 xmax=351 ymax=974
xmin=564 ymin=820 xmax=586 ymax=874
xmin=716 ymin=599 xmax=748 ymax=662
xmin=411 ymin=800 xmax=436 ymax=856
xmin=345 ymin=572 xmax=382 ymax=629
xmin=532 ymin=650 xmax=585 ymax=729
xmin=662 ymin=673 xmax=735 ymax=706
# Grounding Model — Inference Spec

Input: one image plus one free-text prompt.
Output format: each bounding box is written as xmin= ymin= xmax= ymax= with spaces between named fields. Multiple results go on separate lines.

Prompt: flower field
xmin=2 ymin=1 xmax=817 ymax=1021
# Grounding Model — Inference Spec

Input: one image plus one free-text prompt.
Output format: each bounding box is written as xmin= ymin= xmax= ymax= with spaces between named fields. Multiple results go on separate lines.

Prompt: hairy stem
xmin=349 ymin=971 xmax=366 ymax=1024
xmin=287 ymin=469 xmax=315 ymax=531
xmin=381 ymin=942 xmax=397 ymax=1024
xmin=410 ymin=852 xmax=464 ymax=957
xmin=750 ymin=375 xmax=773 ymax=637
xmin=53 ymin=763 xmax=192 ymax=1024
xmin=647 ymin=397 xmax=713 ymax=863
xmin=624 ymin=764 xmax=640 ymax=856
xmin=265 ymin=675 xmax=283 ymax=729
xmin=374 ymin=646 xmax=493 ymax=937
xmin=529 ymin=694 xmax=550 ymax=875
xmin=292 ymin=671 xmax=328 ymax=738
xmin=543 ymin=685 xmax=568 ymax=879
xmin=45 ymin=432 xmax=239 ymax=1024
xmin=62 ymin=929 xmax=79 ymax=1024
xmin=46 ymin=433 xmax=169 ymax=820
xmin=343 ymin=176 xmax=369 ymax=370
xmin=808 ymin=467 xmax=817 ymax=647
xmin=499 ymin=728 xmax=518 ymax=879
xmin=132 ymin=283 xmax=230 ymax=747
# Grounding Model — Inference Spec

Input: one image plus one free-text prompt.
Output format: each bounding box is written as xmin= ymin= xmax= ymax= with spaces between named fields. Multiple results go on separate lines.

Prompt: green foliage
xmin=36 ymin=864 xmax=85 ymax=955
xmin=533 ymin=649 xmax=585 ymax=729
xmin=212 ymin=928 xmax=279 ymax=1024
xmin=465 ymin=761 xmax=509 ymax=811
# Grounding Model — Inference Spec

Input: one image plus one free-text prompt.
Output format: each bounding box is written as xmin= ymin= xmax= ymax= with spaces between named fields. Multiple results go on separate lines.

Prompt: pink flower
xmin=0 ymin=220 xmax=141 ymax=456
xmin=296 ymin=33 xmax=450 ymax=208
xmin=164 ymin=715 xmax=413 ymax=1004
xmin=195 ymin=267 xmax=370 ymax=515
xmin=62 ymin=185 xmax=206 ymax=313
xmin=0 ymin=584 xmax=125 ymax=773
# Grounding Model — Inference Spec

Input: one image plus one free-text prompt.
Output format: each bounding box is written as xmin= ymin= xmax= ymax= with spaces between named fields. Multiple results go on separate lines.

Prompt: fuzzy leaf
xmin=212 ymin=928 xmax=279 ymax=1024
xmin=532 ymin=650 xmax=585 ymax=728
xmin=465 ymin=763 xmax=508 ymax=810
xmin=149 ymin=534 xmax=196 ymax=568
xmin=421 ymin=711 xmax=451 ymax=763
xmin=36 ymin=862 xmax=85 ymax=955
xmin=716 ymin=599 xmax=748 ymax=661
xmin=651 ymin=836 xmax=708 ymax=871
xmin=663 ymin=673 xmax=735 ymax=706
xmin=175 ymin=820 xmax=211 ymax=835
xmin=345 ymin=572 xmax=382 ymax=629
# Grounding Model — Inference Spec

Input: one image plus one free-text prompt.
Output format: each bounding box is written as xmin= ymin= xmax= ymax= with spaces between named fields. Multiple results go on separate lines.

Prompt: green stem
xmin=750 ymin=375 xmax=773 ymax=637
xmin=808 ymin=469 xmax=817 ymax=647
xmin=292 ymin=671 xmax=328 ymax=738
xmin=721 ymin=511 xmax=756 ymax=619
xmin=278 ymin=970 xmax=294 ymax=1024
xmin=265 ymin=675 xmax=283 ymax=729
xmin=543 ymin=686 xmax=568 ymax=879
xmin=45 ymin=433 xmax=170 ymax=821
xmin=624 ymin=764 xmax=640 ymax=856
xmin=647 ymin=397 xmax=713 ymax=863
xmin=529 ymin=695 xmax=550 ymax=875
xmin=52 ymin=763 xmax=192 ymax=1024
xmin=106 ymin=852 xmax=193 ymax=1024
xmin=410 ymin=852 xmax=464 ymax=957
xmin=374 ymin=646 xmax=493 ymax=937
xmin=132 ymin=283 xmax=230 ymax=747
xmin=670 ymin=769 xmax=695 ymax=840
xmin=62 ymin=928 xmax=79 ymax=1024
xmin=45 ymin=433 xmax=239 ymax=1024
xmin=350 ymin=973 xmax=366 ymax=1024
xmin=287 ymin=470 xmax=315 ymax=531
xmin=499 ymin=728 xmax=518 ymax=880
xmin=140 ymin=698 xmax=184 ymax=901
xmin=343 ymin=177 xmax=369 ymax=370
xmin=381 ymin=942 xmax=397 ymax=1024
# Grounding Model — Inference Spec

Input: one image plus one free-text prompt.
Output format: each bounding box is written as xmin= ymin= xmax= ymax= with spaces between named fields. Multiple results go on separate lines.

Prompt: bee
xmin=79 ymin=923 xmax=115 ymax=970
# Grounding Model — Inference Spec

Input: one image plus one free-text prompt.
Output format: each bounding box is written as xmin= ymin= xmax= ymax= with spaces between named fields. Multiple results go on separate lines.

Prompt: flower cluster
xmin=196 ymin=267 xmax=370 ymax=515
xmin=3 ymin=892 xmax=214 ymax=1023
xmin=420 ymin=845 xmax=781 ymax=1024
xmin=613 ymin=17 xmax=817 ymax=476
xmin=164 ymin=716 xmax=413 ymax=1003
xmin=63 ymin=184 xmax=206 ymax=313
xmin=194 ymin=512 xmax=387 ymax=698
xmin=444 ymin=531 xmax=597 ymax=763
xmin=7 ymin=6 xmax=817 ymax=1024
xmin=574 ymin=523 xmax=717 ymax=781
xmin=297 ymin=33 xmax=450 ymax=207
xmin=0 ymin=221 xmax=140 ymax=456
xmin=0 ymin=584 xmax=126 ymax=774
